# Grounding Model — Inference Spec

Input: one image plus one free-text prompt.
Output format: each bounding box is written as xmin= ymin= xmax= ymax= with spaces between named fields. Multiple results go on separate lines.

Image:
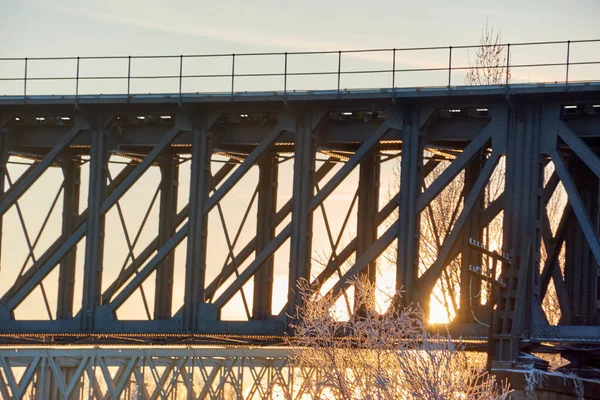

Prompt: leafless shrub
xmin=288 ymin=275 xmax=511 ymax=400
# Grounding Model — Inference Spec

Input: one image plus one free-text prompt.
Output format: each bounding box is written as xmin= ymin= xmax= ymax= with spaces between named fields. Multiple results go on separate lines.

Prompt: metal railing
xmin=0 ymin=39 xmax=599 ymax=99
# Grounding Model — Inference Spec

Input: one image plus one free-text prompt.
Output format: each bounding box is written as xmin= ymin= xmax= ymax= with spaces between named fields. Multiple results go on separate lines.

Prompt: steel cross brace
xmin=0 ymin=162 xmax=137 ymax=312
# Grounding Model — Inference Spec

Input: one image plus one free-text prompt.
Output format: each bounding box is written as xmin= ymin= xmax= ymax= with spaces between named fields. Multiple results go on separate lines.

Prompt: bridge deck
xmin=1 ymin=81 xmax=598 ymax=105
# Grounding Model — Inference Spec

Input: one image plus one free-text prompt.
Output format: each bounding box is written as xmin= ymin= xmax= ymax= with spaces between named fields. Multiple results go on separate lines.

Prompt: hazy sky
xmin=1 ymin=0 xmax=599 ymax=57
xmin=0 ymin=1 xmax=598 ymax=323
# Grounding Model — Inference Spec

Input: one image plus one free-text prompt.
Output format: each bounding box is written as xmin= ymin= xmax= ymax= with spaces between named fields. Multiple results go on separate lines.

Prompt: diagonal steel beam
xmin=371 ymin=160 xmax=439 ymax=229
xmin=544 ymin=171 xmax=559 ymax=207
xmin=311 ymin=238 xmax=358 ymax=288
xmin=552 ymin=265 xmax=570 ymax=322
xmin=110 ymin=357 xmax=138 ymax=399
xmin=205 ymin=238 xmax=257 ymax=301
xmin=107 ymin=224 xmax=188 ymax=312
xmin=416 ymin=124 xmax=493 ymax=213
xmin=279 ymin=190 xmax=413 ymax=317
xmin=109 ymin=170 xmax=154 ymax=320
xmin=0 ymin=162 xmax=137 ymax=308
xmin=6 ymin=222 xmax=87 ymax=311
xmin=204 ymin=158 xmax=338 ymax=300
xmin=480 ymin=194 xmax=504 ymax=229
xmin=417 ymin=151 xmax=500 ymax=301
xmin=311 ymin=190 xmax=402 ymax=292
xmin=64 ymin=356 xmax=90 ymax=398
xmin=101 ymin=125 xmax=185 ymax=215
xmin=2 ymin=161 xmax=35 ymax=206
xmin=215 ymin=186 xmax=258 ymax=319
xmin=102 ymin=237 xmax=159 ymax=303
xmin=309 ymin=113 xmax=401 ymax=212
xmin=540 ymin=204 xmax=571 ymax=300
xmin=150 ymin=357 xmax=187 ymax=400
xmin=423 ymin=159 xmax=441 ymax=177
xmin=101 ymin=162 xmax=236 ymax=303
xmin=5 ymin=171 xmax=60 ymax=319
xmin=204 ymin=117 xmax=292 ymax=214
xmin=212 ymin=224 xmax=292 ymax=310
xmin=326 ymin=220 xmax=399 ymax=302
xmin=558 ymin=121 xmax=600 ymax=179
xmin=551 ymin=150 xmax=600 ymax=266
xmin=0 ymin=120 xmax=88 ymax=216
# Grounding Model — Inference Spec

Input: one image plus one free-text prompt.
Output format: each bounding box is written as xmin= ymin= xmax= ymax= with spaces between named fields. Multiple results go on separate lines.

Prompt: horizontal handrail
xmin=0 ymin=39 xmax=598 ymax=99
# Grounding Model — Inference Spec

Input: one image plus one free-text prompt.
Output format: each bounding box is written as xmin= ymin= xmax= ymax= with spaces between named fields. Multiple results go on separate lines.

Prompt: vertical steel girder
xmin=286 ymin=111 xmax=317 ymax=321
xmin=355 ymin=150 xmax=381 ymax=312
xmin=396 ymin=107 xmax=423 ymax=306
xmin=183 ymin=126 xmax=213 ymax=330
xmin=81 ymin=128 xmax=110 ymax=331
xmin=253 ymin=152 xmax=278 ymax=320
xmin=57 ymin=156 xmax=81 ymax=319
xmin=495 ymin=103 xmax=544 ymax=363
xmin=154 ymin=155 xmax=179 ymax=320
xmin=357 ymin=151 xmax=381 ymax=284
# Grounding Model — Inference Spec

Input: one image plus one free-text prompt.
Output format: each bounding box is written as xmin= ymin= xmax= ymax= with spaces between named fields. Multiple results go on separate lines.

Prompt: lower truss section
xmin=0 ymin=348 xmax=300 ymax=400
xmin=1 ymin=347 xmax=599 ymax=400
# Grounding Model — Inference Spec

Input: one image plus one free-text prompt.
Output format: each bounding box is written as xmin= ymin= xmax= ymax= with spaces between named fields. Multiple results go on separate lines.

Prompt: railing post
xmin=565 ymin=40 xmax=571 ymax=86
xmin=231 ymin=53 xmax=236 ymax=97
xmin=127 ymin=55 xmax=131 ymax=97
xmin=447 ymin=46 xmax=452 ymax=89
xmin=284 ymin=52 xmax=288 ymax=97
xmin=505 ymin=43 xmax=511 ymax=86
xmin=179 ymin=55 xmax=183 ymax=101
xmin=75 ymin=56 xmax=80 ymax=101
xmin=337 ymin=50 xmax=342 ymax=94
xmin=23 ymin=57 xmax=28 ymax=98
xmin=392 ymin=48 xmax=396 ymax=95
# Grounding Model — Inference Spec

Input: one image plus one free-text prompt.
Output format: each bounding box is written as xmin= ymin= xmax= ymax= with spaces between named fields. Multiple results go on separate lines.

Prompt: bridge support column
xmin=564 ymin=158 xmax=600 ymax=325
xmin=81 ymin=127 xmax=110 ymax=331
xmin=183 ymin=126 xmax=213 ymax=331
xmin=57 ymin=156 xmax=81 ymax=320
xmin=287 ymin=111 xmax=316 ymax=321
xmin=154 ymin=155 xmax=179 ymax=320
xmin=356 ymin=150 xmax=380 ymax=311
xmin=396 ymin=107 xmax=423 ymax=306
xmin=253 ymin=151 xmax=278 ymax=320
xmin=495 ymin=103 xmax=544 ymax=365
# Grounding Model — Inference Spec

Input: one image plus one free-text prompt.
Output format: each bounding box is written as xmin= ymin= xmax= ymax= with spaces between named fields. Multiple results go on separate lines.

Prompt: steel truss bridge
xmin=0 ymin=40 xmax=599 ymax=397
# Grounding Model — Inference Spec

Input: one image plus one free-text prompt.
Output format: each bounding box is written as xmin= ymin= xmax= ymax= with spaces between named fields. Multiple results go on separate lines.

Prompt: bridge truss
xmin=0 ymin=347 xmax=295 ymax=400
xmin=1 ymin=347 xmax=600 ymax=400
xmin=0 ymin=82 xmax=598 ymax=372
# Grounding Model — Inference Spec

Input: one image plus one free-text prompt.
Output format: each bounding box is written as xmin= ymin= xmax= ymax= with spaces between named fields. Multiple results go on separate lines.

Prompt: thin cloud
xmin=34 ymin=0 xmax=445 ymax=70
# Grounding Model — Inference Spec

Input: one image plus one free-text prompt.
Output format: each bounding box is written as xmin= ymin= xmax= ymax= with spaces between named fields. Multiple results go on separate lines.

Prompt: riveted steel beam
xmin=56 ymin=156 xmax=81 ymax=320
xmin=0 ymin=119 xmax=88 ymax=216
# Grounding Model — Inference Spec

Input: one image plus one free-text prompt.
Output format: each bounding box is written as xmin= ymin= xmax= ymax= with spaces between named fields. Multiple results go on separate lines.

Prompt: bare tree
xmin=288 ymin=276 xmax=511 ymax=400
xmin=465 ymin=19 xmax=510 ymax=85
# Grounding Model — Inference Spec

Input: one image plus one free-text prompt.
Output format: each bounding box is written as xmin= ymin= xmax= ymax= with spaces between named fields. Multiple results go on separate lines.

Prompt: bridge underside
xmin=0 ymin=84 xmax=599 ymax=368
